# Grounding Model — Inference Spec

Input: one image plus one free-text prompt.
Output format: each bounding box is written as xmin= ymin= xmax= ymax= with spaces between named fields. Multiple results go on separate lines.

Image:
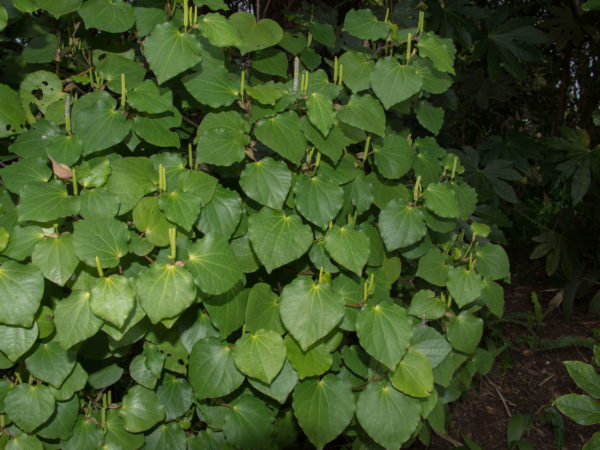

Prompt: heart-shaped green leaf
xmin=379 ymin=200 xmax=427 ymax=251
xmin=3 ymin=383 xmax=55 ymax=433
xmin=373 ymin=134 xmax=414 ymax=180
xmin=156 ymin=373 xmax=193 ymax=421
xmin=136 ymin=263 xmax=196 ymax=324
xmin=475 ymin=243 xmax=510 ymax=280
xmin=306 ymin=92 xmax=336 ymax=137
xmin=228 ymin=12 xmax=283 ymax=55
xmin=25 ymin=340 xmax=76 ymax=388
xmin=183 ymin=65 xmax=240 ymax=108
xmin=186 ymin=232 xmax=243 ymax=295
xmin=189 ymin=337 xmax=244 ymax=399
xmin=133 ymin=197 xmax=171 ymax=247
xmin=0 ymin=156 xmax=51 ymax=194
xmin=356 ymin=301 xmax=412 ymax=370
xmin=284 ymin=334 xmax=333 ymax=379
xmin=337 ymin=94 xmax=386 ymax=136
xmin=245 ymin=283 xmax=285 ymax=334
xmin=0 ymin=322 xmax=38 ymax=361
xmin=294 ymin=175 xmax=344 ymax=229
xmin=144 ymin=22 xmax=203 ymax=84
xmin=73 ymin=217 xmax=129 ymax=268
xmin=389 ymin=347 xmax=433 ymax=397
xmin=233 ymin=329 xmax=286 ymax=383
xmin=324 ymin=225 xmax=370 ymax=275
xmin=0 ymin=84 xmax=27 ymax=138
xmin=195 ymin=127 xmax=249 ymax=166
xmin=32 ymin=234 xmax=79 ymax=286
xmin=204 ymin=284 xmax=249 ymax=339
xmin=280 ymin=277 xmax=345 ymax=351
xmin=71 ymin=91 xmax=130 ymax=155
xmin=417 ymin=32 xmax=456 ymax=75
xmin=54 ymin=289 xmax=103 ymax=349
xmin=240 ymin=157 xmax=291 ymax=210
xmin=120 ymin=385 xmax=165 ymax=433
xmin=248 ymin=208 xmax=313 ymax=273
xmin=446 ymin=310 xmax=483 ymax=353
xmin=79 ymin=0 xmax=135 ymax=33
xmin=370 ymin=58 xmax=422 ymax=109
xmin=222 ymin=395 xmax=276 ymax=449
xmin=254 ymin=111 xmax=308 ymax=165
xmin=90 ymin=275 xmax=135 ymax=328
xmin=198 ymin=12 xmax=243 ymax=47
xmin=342 ymin=9 xmax=389 ymax=41
xmin=196 ymin=184 xmax=242 ymax=238
xmin=356 ymin=381 xmax=421 ymax=449
xmin=106 ymin=157 xmax=157 ymax=214
xmin=0 ymin=261 xmax=44 ymax=327
xmin=34 ymin=0 xmax=82 ymax=18
xmin=292 ymin=374 xmax=355 ymax=449
xmin=446 ymin=265 xmax=484 ymax=307
xmin=18 ymin=180 xmax=80 ymax=223
xmin=415 ymin=100 xmax=444 ymax=135
xmin=424 ymin=182 xmax=460 ymax=218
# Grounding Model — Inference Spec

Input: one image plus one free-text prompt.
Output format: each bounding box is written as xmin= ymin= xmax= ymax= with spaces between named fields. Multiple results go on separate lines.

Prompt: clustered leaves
xmin=0 ymin=1 xmax=509 ymax=449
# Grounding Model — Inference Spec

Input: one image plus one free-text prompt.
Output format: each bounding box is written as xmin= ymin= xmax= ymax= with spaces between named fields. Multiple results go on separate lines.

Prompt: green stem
xmin=95 ymin=256 xmax=104 ymax=278
xmin=169 ymin=227 xmax=176 ymax=263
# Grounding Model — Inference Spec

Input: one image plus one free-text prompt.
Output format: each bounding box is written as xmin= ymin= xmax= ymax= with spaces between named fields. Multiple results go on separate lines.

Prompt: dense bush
xmin=0 ymin=1 xmax=510 ymax=448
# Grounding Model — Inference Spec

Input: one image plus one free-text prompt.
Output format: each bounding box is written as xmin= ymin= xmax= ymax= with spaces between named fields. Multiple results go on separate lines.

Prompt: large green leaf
xmin=33 ymin=0 xmax=82 ymax=18
xmin=554 ymin=394 xmax=600 ymax=425
xmin=183 ymin=65 xmax=240 ymax=108
xmin=136 ymin=263 xmax=196 ymax=324
xmin=3 ymin=383 xmax=55 ymax=433
xmin=370 ymin=58 xmax=422 ymax=109
xmin=18 ymin=180 xmax=80 ymax=223
xmin=0 ymin=156 xmax=51 ymax=194
xmin=378 ymin=200 xmax=427 ymax=250
xmin=196 ymin=127 xmax=249 ymax=166
xmin=186 ymin=232 xmax=243 ymax=295
xmin=475 ymin=243 xmax=510 ymax=280
xmin=31 ymin=234 xmax=78 ymax=286
xmin=415 ymin=100 xmax=444 ymax=135
xmin=254 ymin=111 xmax=307 ymax=165
xmin=106 ymin=157 xmax=157 ymax=214
xmin=79 ymin=0 xmax=134 ymax=33
xmin=127 ymin=80 xmax=171 ymax=114
xmin=133 ymin=114 xmax=180 ymax=148
xmin=294 ymin=175 xmax=344 ymax=229
xmin=389 ymin=347 xmax=433 ymax=397
xmin=90 ymin=275 xmax=135 ymax=328
xmin=306 ymin=92 xmax=336 ymax=137
xmin=222 ymin=395 xmax=275 ymax=449
xmin=196 ymin=185 xmax=242 ymax=238
xmin=228 ymin=12 xmax=283 ymax=55
xmin=62 ymin=415 xmax=104 ymax=449
xmin=423 ymin=182 xmax=460 ymax=218
xmin=563 ymin=361 xmax=600 ymax=399
xmin=0 ymin=84 xmax=27 ymax=138
xmin=233 ymin=329 xmax=286 ymax=383
xmin=120 ymin=385 xmax=165 ymax=433
xmin=145 ymin=422 xmax=186 ymax=450
xmin=189 ymin=337 xmax=244 ymax=399
xmin=144 ymin=22 xmax=203 ymax=84
xmin=96 ymin=53 xmax=145 ymax=93
xmin=373 ymin=134 xmax=414 ymax=180
xmin=249 ymin=358 xmax=298 ymax=404
xmin=285 ymin=334 xmax=333 ymax=379
xmin=356 ymin=381 xmax=421 ymax=449
xmin=54 ymin=290 xmax=103 ymax=349
xmin=73 ymin=217 xmax=129 ymax=268
xmin=158 ymin=189 xmax=202 ymax=231
xmin=25 ymin=341 xmax=76 ymax=388
xmin=36 ymin=396 xmax=80 ymax=440
xmin=248 ymin=208 xmax=313 ymax=273
xmin=337 ymin=94 xmax=386 ymax=136
xmin=446 ymin=265 xmax=484 ymax=307
xmin=446 ymin=310 xmax=484 ymax=353
xmin=417 ymin=32 xmax=456 ymax=75
xmin=240 ymin=157 xmax=291 ymax=210
xmin=245 ymin=283 xmax=284 ymax=334
xmin=324 ymin=225 xmax=370 ymax=275
xmin=356 ymin=301 xmax=413 ymax=370
xmin=0 ymin=261 xmax=44 ymax=327
xmin=204 ymin=284 xmax=249 ymax=338
xmin=133 ymin=197 xmax=171 ymax=247
xmin=338 ymin=51 xmax=374 ymax=93
xmin=71 ymin=91 xmax=130 ymax=154
xmin=292 ymin=375 xmax=355 ymax=449
xmin=279 ymin=277 xmax=345 ymax=351
xmin=416 ymin=247 xmax=449 ymax=287
xmin=198 ymin=12 xmax=243 ymax=47
xmin=342 ymin=9 xmax=389 ymax=40
xmin=0 ymin=322 xmax=38 ymax=361
xmin=156 ymin=373 xmax=193 ymax=421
